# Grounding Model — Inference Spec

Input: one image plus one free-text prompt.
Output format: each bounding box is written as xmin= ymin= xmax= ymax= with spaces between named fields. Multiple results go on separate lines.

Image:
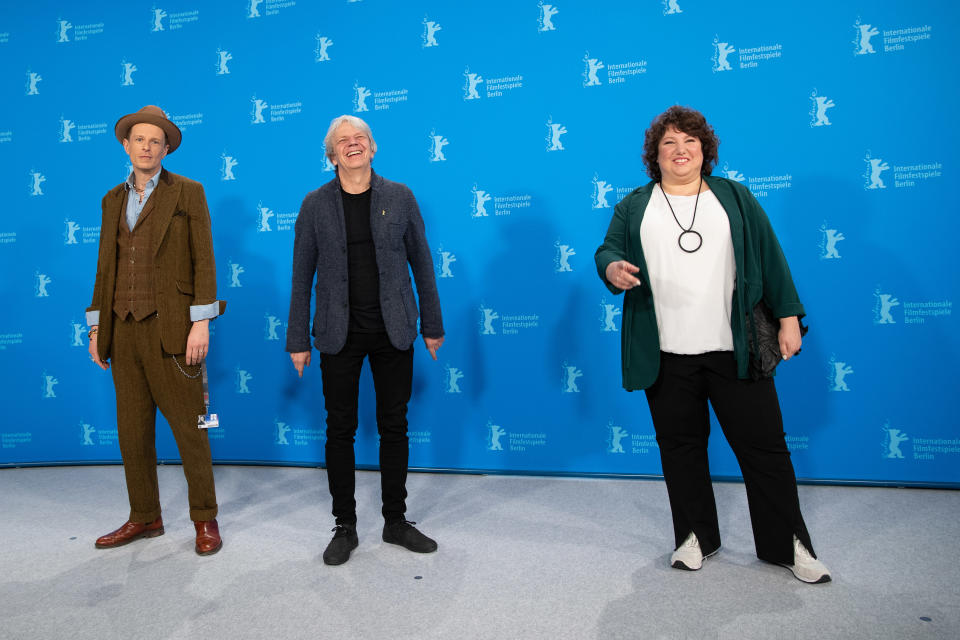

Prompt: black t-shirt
xmin=340 ymin=187 xmax=385 ymax=332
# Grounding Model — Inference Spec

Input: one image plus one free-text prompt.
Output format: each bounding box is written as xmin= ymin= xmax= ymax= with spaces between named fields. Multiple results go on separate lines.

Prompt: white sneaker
xmin=783 ymin=535 xmax=832 ymax=584
xmin=670 ymin=532 xmax=705 ymax=571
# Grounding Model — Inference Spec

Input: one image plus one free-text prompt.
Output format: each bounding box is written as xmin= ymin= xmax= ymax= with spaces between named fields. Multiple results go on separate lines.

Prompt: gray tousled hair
xmin=323 ymin=115 xmax=377 ymax=165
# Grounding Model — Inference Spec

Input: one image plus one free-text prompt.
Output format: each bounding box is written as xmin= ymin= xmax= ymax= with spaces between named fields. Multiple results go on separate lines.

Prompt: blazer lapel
xmin=331 ymin=177 xmax=347 ymax=249
xmin=102 ymin=187 xmax=124 ymax=246
xmin=369 ymin=179 xmax=383 ymax=238
xmin=93 ymin=186 xmax=126 ymax=325
xmin=133 ymin=187 xmax=158 ymax=229
xmin=367 ymin=170 xmax=389 ymax=247
xmin=150 ymin=169 xmax=183 ymax=256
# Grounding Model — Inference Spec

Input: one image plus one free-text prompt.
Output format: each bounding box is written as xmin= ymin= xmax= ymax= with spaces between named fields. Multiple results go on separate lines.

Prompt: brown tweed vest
xmin=113 ymin=189 xmax=158 ymax=320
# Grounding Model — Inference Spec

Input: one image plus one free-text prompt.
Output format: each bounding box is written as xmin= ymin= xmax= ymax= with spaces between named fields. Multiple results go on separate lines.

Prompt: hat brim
xmin=114 ymin=112 xmax=182 ymax=153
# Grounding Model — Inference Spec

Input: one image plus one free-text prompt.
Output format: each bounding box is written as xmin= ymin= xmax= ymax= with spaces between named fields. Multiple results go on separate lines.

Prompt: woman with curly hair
xmin=594 ymin=105 xmax=830 ymax=584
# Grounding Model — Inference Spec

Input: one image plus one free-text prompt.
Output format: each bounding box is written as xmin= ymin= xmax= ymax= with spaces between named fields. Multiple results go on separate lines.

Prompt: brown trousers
xmin=111 ymin=314 xmax=218 ymax=522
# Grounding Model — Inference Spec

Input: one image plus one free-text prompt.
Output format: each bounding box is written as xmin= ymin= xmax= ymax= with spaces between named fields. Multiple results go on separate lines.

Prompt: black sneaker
xmin=382 ymin=520 xmax=438 ymax=553
xmin=322 ymin=524 xmax=358 ymax=566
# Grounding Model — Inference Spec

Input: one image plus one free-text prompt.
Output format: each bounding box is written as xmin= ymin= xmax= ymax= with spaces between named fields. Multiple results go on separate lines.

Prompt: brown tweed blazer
xmin=87 ymin=168 xmax=224 ymax=359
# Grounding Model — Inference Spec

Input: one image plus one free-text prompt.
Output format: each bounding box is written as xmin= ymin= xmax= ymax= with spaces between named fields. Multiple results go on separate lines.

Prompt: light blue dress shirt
xmin=125 ymin=168 xmax=159 ymax=230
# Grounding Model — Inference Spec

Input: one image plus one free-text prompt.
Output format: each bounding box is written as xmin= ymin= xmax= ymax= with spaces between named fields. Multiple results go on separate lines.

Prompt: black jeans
xmin=645 ymin=351 xmax=815 ymax=565
xmin=319 ymin=332 xmax=413 ymax=525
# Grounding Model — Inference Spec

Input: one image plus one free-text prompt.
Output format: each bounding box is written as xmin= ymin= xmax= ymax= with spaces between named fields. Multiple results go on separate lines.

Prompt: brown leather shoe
xmin=194 ymin=519 xmax=222 ymax=556
xmin=95 ymin=517 xmax=164 ymax=548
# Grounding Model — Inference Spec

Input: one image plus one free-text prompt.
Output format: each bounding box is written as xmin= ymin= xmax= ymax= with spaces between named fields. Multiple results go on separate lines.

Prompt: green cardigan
xmin=594 ymin=175 xmax=805 ymax=391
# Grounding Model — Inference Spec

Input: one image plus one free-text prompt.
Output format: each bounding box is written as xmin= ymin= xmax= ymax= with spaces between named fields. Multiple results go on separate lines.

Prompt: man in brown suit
xmin=86 ymin=105 xmax=224 ymax=555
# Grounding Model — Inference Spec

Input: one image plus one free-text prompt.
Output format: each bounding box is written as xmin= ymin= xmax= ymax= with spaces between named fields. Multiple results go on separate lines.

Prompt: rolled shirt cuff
xmin=190 ymin=301 xmax=221 ymax=322
xmin=85 ymin=310 xmax=100 ymax=327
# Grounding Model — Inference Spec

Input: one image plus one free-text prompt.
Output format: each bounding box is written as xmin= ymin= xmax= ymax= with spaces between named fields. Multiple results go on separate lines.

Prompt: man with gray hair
xmin=287 ymin=115 xmax=445 ymax=565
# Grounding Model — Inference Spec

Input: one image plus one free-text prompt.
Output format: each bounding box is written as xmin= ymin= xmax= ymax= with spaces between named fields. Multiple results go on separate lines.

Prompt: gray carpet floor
xmin=1 ymin=465 xmax=958 ymax=640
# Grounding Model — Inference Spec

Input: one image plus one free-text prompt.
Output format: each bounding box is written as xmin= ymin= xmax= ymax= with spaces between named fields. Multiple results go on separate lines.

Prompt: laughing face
xmin=331 ymin=121 xmax=374 ymax=171
xmin=657 ymin=125 xmax=703 ymax=186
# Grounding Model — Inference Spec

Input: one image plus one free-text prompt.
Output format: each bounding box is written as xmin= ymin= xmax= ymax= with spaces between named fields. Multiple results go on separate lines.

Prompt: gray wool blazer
xmin=286 ymin=170 xmax=444 ymax=354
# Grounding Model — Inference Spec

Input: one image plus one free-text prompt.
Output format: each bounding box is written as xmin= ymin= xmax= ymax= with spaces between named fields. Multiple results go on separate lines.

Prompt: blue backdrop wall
xmin=1 ymin=1 xmax=957 ymax=486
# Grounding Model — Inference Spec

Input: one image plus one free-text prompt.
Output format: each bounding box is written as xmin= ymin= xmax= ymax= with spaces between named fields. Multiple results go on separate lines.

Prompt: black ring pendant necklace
xmin=660 ymin=176 xmax=703 ymax=253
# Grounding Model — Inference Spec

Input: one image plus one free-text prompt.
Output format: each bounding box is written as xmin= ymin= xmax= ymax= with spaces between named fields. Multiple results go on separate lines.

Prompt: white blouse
xmin=639 ymin=186 xmax=736 ymax=354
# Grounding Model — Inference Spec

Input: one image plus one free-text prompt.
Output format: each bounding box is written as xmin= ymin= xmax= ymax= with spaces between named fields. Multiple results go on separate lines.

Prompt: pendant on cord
xmin=660 ymin=175 xmax=703 ymax=254
xmin=678 ymin=229 xmax=703 ymax=253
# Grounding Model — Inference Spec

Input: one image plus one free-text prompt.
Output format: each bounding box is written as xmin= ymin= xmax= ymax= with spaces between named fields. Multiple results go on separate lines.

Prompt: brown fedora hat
xmin=114 ymin=105 xmax=182 ymax=153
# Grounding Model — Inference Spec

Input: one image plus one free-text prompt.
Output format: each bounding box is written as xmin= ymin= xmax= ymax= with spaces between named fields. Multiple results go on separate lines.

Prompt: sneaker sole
xmin=382 ymin=533 xmax=438 ymax=553
xmin=790 ymin=570 xmax=832 ymax=584
xmin=779 ymin=563 xmax=832 ymax=584
xmin=323 ymin=540 xmax=358 ymax=566
xmin=670 ymin=546 xmax=717 ymax=571
xmin=382 ymin=538 xmax=438 ymax=553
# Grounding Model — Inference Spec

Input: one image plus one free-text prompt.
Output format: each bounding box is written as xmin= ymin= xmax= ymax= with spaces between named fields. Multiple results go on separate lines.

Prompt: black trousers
xmin=319 ymin=332 xmax=413 ymax=525
xmin=645 ymin=351 xmax=815 ymax=565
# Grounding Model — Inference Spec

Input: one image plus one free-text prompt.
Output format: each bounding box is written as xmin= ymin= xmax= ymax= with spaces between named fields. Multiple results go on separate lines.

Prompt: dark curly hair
xmin=642 ymin=105 xmax=719 ymax=182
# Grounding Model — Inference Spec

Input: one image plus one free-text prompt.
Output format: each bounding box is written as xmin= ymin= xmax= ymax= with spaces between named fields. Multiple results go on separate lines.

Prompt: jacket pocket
xmin=388 ymin=222 xmax=405 ymax=250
